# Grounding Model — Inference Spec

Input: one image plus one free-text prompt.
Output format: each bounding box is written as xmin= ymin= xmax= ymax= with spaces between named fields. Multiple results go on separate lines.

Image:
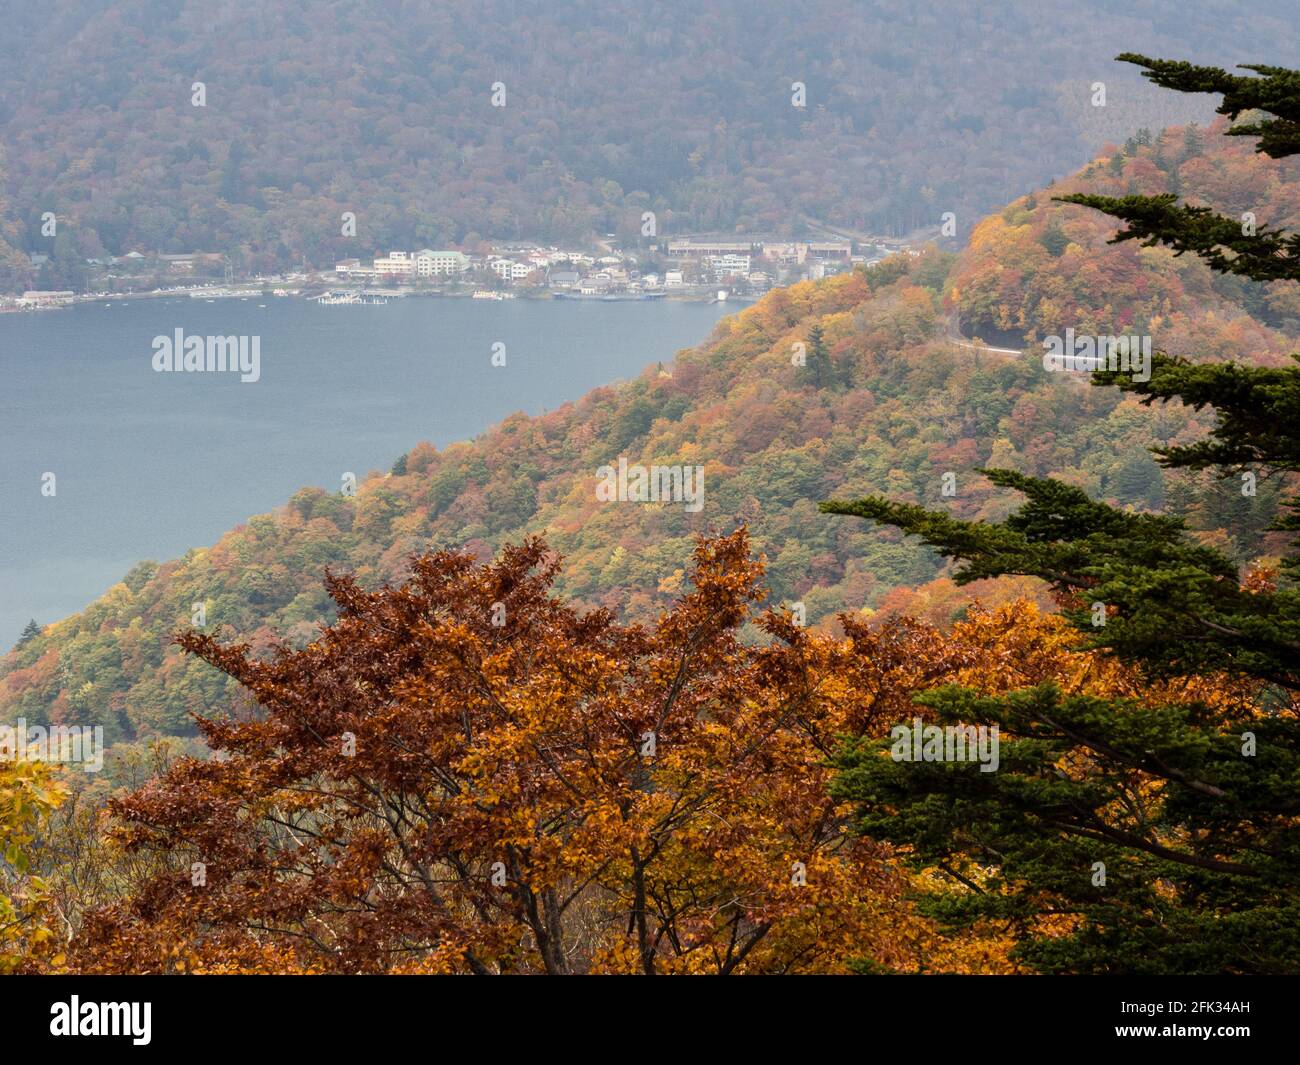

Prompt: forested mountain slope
xmin=3 ymin=122 xmax=1294 ymax=745
xmin=2 ymin=0 xmax=1288 ymax=277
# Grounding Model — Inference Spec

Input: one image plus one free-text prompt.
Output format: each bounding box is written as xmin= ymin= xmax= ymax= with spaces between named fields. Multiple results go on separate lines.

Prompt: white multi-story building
xmin=415 ymin=249 xmax=469 ymax=277
xmin=373 ymin=250 xmax=415 ymax=277
xmin=490 ymin=258 xmax=533 ymax=281
xmin=711 ymin=254 xmax=751 ymax=276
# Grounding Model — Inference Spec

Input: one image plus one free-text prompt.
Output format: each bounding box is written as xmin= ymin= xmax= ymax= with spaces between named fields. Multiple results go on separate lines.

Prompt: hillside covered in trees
xmin=4 ymin=48 xmax=1300 ymax=981
xmin=951 ymin=122 xmax=1300 ymax=341
xmin=2 ymin=119 xmax=1294 ymax=750
xmin=3 ymin=0 xmax=1292 ymax=285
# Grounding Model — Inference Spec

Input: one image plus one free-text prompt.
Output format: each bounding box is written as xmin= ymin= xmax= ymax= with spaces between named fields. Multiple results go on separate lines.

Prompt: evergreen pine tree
xmin=15 ymin=619 xmax=41 ymax=649
xmin=804 ymin=323 xmax=833 ymax=389
xmin=821 ymin=54 xmax=1300 ymax=974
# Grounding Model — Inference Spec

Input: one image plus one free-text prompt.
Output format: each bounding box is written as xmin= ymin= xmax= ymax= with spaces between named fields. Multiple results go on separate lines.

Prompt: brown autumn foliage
xmin=67 ymin=529 xmax=1238 ymax=974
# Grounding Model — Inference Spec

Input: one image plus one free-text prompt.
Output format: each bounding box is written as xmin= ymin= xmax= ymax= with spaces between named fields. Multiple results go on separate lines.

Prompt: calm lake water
xmin=0 ymin=296 xmax=731 ymax=647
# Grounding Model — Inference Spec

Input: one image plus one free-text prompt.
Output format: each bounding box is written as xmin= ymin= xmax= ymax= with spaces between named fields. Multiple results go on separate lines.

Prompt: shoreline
xmin=2 ymin=287 xmax=753 ymax=313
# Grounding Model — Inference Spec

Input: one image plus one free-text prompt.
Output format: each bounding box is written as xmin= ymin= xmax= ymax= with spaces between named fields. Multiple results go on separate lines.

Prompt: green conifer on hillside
xmin=822 ymin=54 xmax=1300 ymax=974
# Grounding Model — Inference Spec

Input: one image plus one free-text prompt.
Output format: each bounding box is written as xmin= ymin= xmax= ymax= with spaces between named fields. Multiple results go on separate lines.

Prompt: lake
xmin=0 ymin=296 xmax=731 ymax=647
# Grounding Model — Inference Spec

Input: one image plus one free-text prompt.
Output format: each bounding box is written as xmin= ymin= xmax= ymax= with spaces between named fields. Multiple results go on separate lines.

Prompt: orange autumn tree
xmin=73 ymin=530 xmax=1215 ymax=975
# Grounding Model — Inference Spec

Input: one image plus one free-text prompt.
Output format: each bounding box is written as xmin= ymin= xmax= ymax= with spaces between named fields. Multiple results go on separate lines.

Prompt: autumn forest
xmin=1 ymin=9 xmax=1298 ymax=1035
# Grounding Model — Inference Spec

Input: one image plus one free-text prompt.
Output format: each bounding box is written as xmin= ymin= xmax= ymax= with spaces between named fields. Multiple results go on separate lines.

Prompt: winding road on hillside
xmin=943 ymin=314 xmax=1025 ymax=357
xmin=943 ymin=316 xmax=1104 ymax=391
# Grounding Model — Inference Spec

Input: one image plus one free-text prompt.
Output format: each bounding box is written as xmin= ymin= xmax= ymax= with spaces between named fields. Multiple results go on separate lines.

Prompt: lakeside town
xmin=3 ymin=233 xmax=923 ymax=311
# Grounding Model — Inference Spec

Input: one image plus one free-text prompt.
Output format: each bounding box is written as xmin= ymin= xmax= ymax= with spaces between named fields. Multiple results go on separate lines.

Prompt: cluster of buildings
xmin=665 ymin=238 xmax=854 ymax=263
xmin=334 ymin=249 xmax=471 ymax=280
xmin=10 ymin=231 xmax=920 ymax=305
xmin=335 ymin=245 xmax=590 ymax=288
xmin=329 ymin=234 xmax=911 ymax=298
xmin=74 ymin=251 xmax=226 ymax=273
xmin=662 ymin=237 xmax=908 ymax=290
